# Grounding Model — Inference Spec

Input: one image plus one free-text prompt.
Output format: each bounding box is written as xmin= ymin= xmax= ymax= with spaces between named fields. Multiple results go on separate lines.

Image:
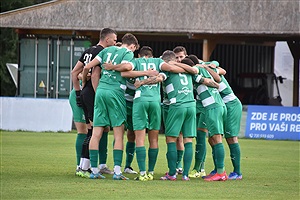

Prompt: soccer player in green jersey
xmin=172 ymin=46 xmax=189 ymax=174
xmin=208 ymin=61 xmax=243 ymax=180
xmin=159 ymin=56 xmax=199 ymax=181
xmin=70 ymin=28 xmax=117 ymax=176
xmin=185 ymin=55 xmax=224 ymax=179
xmin=190 ymin=59 xmax=228 ymax=181
xmin=108 ymin=47 xmax=194 ymax=181
xmin=136 ymin=51 xmax=198 ymax=181
xmin=82 ymin=33 xmax=139 ymax=180
xmin=103 ymin=47 xmax=160 ymax=177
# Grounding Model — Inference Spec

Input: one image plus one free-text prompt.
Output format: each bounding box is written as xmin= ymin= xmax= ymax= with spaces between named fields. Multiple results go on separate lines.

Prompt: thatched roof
xmin=1 ymin=0 xmax=299 ymax=38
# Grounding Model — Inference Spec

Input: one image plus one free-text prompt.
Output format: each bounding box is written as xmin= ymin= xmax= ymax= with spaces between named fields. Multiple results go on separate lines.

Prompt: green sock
xmin=167 ymin=142 xmax=177 ymax=176
xmin=125 ymin=142 xmax=135 ymax=168
xmin=136 ymin=146 xmax=146 ymax=172
xmin=113 ymin=149 xmax=123 ymax=167
xmin=229 ymin=143 xmax=241 ymax=175
xmin=183 ymin=142 xmax=193 ymax=176
xmin=75 ymin=133 xmax=86 ymax=165
xmin=212 ymin=145 xmax=217 ymax=171
xmin=214 ymin=143 xmax=225 ymax=174
xmin=89 ymin=149 xmax=99 ymax=168
xmin=98 ymin=132 xmax=108 ymax=165
xmin=194 ymin=130 xmax=207 ymax=171
xmin=176 ymin=150 xmax=184 ymax=169
xmin=148 ymin=148 xmax=159 ymax=172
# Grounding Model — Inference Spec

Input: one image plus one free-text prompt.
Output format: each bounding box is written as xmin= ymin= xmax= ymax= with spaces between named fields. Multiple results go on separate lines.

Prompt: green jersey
xmin=193 ymin=67 xmax=224 ymax=109
xmin=125 ymin=78 xmax=136 ymax=102
xmin=162 ymin=71 xmax=195 ymax=108
xmin=218 ymin=75 xmax=237 ymax=103
xmin=96 ymin=46 xmax=134 ymax=92
xmin=131 ymin=57 xmax=164 ymax=102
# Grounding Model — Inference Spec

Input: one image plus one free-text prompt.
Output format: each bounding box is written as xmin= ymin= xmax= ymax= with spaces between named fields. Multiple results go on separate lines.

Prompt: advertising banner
xmin=245 ymin=105 xmax=300 ymax=140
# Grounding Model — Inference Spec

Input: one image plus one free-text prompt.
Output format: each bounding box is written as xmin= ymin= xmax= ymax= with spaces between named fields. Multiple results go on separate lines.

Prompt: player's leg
xmin=124 ymin=129 xmax=137 ymax=174
xmin=132 ymin=101 xmax=148 ymax=181
xmin=112 ymin=124 xmax=129 ymax=180
xmin=147 ymin=101 xmax=161 ymax=179
xmin=204 ymin=106 xmax=228 ymax=181
xmin=160 ymin=107 xmax=184 ymax=181
xmin=69 ymin=89 xmax=87 ymax=174
xmin=124 ymin=100 xmax=137 ymax=174
xmin=176 ymin=134 xmax=184 ymax=174
xmin=107 ymin=91 xmax=128 ymax=180
xmin=190 ymin=108 xmax=207 ymax=178
xmin=181 ymin=106 xmax=197 ymax=181
xmin=89 ymin=126 xmax=105 ymax=179
xmin=225 ymin=99 xmax=242 ymax=180
xmin=89 ymin=90 xmax=108 ymax=179
xmin=99 ymin=126 xmax=113 ymax=174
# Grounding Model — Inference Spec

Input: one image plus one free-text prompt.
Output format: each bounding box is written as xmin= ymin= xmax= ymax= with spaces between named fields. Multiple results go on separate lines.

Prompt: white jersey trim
xmin=202 ymin=96 xmax=216 ymax=107
xmin=218 ymin=82 xmax=227 ymax=92
xmin=223 ymin=93 xmax=237 ymax=103
xmin=120 ymin=84 xmax=127 ymax=91
xmin=166 ymin=83 xmax=174 ymax=94
xmin=170 ymin=98 xmax=176 ymax=104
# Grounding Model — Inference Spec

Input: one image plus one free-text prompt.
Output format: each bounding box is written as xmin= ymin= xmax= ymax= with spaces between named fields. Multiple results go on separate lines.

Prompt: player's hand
xmin=147 ymin=68 xmax=159 ymax=77
xmin=103 ymin=61 xmax=114 ymax=70
xmin=203 ymin=78 xmax=219 ymax=89
xmin=75 ymin=90 xmax=82 ymax=107
xmin=134 ymin=79 xmax=142 ymax=89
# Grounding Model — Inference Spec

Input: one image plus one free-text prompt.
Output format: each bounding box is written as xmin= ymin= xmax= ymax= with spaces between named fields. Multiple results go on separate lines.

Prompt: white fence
xmin=0 ymin=97 xmax=72 ymax=132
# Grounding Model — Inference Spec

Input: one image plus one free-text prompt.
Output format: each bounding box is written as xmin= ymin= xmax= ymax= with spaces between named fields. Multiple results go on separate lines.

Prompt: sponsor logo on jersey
xmin=178 ymin=87 xmax=192 ymax=95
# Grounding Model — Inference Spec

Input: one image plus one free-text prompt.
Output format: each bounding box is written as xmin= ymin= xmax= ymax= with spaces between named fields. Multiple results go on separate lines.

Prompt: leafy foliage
xmin=0 ymin=0 xmax=51 ymax=96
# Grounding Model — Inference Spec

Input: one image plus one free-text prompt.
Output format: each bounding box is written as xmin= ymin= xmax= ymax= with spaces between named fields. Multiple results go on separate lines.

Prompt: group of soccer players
xmin=69 ymin=28 xmax=243 ymax=181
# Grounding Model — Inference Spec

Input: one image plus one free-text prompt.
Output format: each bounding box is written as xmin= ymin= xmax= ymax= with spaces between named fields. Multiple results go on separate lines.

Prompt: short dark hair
xmin=187 ymin=54 xmax=200 ymax=65
xmin=139 ymin=46 xmax=153 ymax=57
xmin=181 ymin=57 xmax=195 ymax=67
xmin=100 ymin=28 xmax=117 ymax=40
xmin=161 ymin=50 xmax=176 ymax=62
xmin=121 ymin=33 xmax=139 ymax=47
xmin=173 ymin=46 xmax=187 ymax=55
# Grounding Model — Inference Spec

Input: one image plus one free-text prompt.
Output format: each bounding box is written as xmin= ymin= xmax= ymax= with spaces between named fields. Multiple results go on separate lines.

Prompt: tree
xmin=0 ymin=0 xmax=51 ymax=96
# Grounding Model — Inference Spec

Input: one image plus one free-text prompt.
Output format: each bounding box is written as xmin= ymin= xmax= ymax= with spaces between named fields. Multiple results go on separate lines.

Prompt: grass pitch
xmin=1 ymin=131 xmax=299 ymax=199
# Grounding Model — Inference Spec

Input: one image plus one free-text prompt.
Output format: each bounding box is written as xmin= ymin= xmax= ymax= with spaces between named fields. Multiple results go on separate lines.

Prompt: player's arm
xmin=195 ymin=74 xmax=219 ymax=89
xmin=91 ymin=66 xmax=101 ymax=91
xmin=71 ymin=61 xmax=84 ymax=91
xmin=103 ymin=62 xmax=132 ymax=72
xmin=203 ymin=65 xmax=221 ymax=83
xmin=82 ymin=57 xmax=100 ymax=87
xmin=121 ymin=68 xmax=159 ymax=78
xmin=169 ymin=60 xmax=199 ymax=74
xmin=216 ymin=67 xmax=227 ymax=75
xmin=207 ymin=63 xmax=227 ymax=75
xmin=161 ymin=61 xmax=198 ymax=74
xmin=134 ymin=73 xmax=166 ymax=89
xmin=71 ymin=61 xmax=85 ymax=107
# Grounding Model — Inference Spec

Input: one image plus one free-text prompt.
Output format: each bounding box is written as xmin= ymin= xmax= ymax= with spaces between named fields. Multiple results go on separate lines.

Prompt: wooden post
xmin=202 ymin=39 xmax=217 ymax=62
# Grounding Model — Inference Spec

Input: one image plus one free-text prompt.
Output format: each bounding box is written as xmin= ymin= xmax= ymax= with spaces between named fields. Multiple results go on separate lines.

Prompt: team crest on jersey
xmin=178 ymin=87 xmax=192 ymax=95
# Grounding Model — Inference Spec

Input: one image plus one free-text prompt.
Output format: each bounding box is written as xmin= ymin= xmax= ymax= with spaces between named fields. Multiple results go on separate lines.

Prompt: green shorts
xmin=69 ymin=89 xmax=86 ymax=123
xmin=93 ymin=89 xmax=126 ymax=127
xmin=165 ymin=106 xmax=196 ymax=138
xmin=196 ymin=107 xmax=207 ymax=129
xmin=206 ymin=105 xmax=227 ymax=137
xmin=126 ymin=100 xmax=133 ymax=131
xmin=224 ymin=99 xmax=242 ymax=138
xmin=161 ymin=104 xmax=169 ymax=124
xmin=133 ymin=101 xmax=161 ymax=131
